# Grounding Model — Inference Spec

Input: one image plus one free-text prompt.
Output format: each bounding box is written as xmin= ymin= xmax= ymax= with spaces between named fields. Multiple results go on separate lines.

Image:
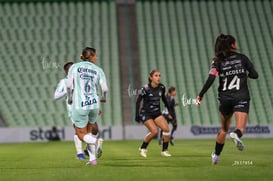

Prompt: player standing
xmin=67 ymin=47 xmax=108 ymax=165
xmin=196 ymin=34 xmax=258 ymax=164
xmin=160 ymin=86 xmax=178 ymax=146
xmin=136 ymin=69 xmax=175 ymax=157
xmin=54 ymin=61 xmax=86 ymax=160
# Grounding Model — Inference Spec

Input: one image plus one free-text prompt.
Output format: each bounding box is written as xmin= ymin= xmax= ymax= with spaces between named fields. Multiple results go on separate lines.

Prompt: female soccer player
xmin=54 ymin=62 xmax=86 ymax=160
xmin=160 ymin=86 xmax=178 ymax=146
xmin=136 ymin=70 xmax=175 ymax=157
xmin=67 ymin=47 xmax=108 ymax=165
xmin=196 ymin=34 xmax=258 ymax=164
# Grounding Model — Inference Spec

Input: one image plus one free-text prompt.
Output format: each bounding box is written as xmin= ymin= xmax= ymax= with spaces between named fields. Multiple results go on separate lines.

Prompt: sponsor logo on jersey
xmin=80 ymin=74 xmax=94 ymax=81
xmin=77 ymin=67 xmax=97 ymax=74
xmin=81 ymin=98 xmax=97 ymax=107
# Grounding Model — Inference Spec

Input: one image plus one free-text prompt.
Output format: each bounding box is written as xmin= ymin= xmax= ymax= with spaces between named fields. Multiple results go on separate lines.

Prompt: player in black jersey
xmin=196 ymin=34 xmax=258 ymax=164
xmin=159 ymin=86 xmax=178 ymax=146
xmin=136 ymin=69 xmax=175 ymax=157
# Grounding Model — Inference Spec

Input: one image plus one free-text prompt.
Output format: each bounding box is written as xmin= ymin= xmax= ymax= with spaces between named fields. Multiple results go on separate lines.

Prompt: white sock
xmin=83 ymin=134 xmax=97 ymax=144
xmin=74 ymin=135 xmax=83 ymax=154
xmin=87 ymin=143 xmax=96 ymax=161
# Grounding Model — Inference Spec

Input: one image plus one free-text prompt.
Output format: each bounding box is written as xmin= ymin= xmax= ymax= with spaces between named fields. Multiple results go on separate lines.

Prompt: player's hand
xmin=168 ymin=114 xmax=173 ymax=120
xmin=99 ymin=110 xmax=103 ymax=116
xmin=196 ymin=96 xmax=202 ymax=106
xmin=100 ymin=99 xmax=106 ymax=103
xmin=68 ymin=99 xmax=72 ymax=105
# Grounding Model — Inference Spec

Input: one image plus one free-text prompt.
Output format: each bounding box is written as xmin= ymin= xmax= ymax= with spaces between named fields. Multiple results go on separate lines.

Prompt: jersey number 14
xmin=223 ymin=75 xmax=240 ymax=91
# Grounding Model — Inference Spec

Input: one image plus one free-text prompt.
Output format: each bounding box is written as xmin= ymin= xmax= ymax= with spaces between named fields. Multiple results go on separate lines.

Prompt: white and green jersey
xmin=67 ymin=61 xmax=108 ymax=110
xmin=54 ymin=77 xmax=72 ymax=118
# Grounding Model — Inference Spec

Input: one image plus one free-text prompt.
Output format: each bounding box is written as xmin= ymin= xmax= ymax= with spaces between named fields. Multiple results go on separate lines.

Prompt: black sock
xmin=215 ymin=142 xmax=224 ymax=156
xmin=234 ymin=129 xmax=243 ymax=138
xmin=162 ymin=142 xmax=169 ymax=151
xmin=140 ymin=141 xmax=149 ymax=149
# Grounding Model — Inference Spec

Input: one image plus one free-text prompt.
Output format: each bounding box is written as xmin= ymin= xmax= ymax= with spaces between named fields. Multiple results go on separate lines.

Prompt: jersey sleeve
xmin=98 ymin=69 xmax=108 ymax=101
xmin=243 ymin=55 xmax=259 ymax=79
xmin=99 ymin=69 xmax=108 ymax=93
xmin=135 ymin=87 xmax=145 ymax=122
xmin=66 ymin=64 xmax=75 ymax=101
xmin=198 ymin=61 xmax=217 ymax=97
xmin=54 ymin=79 xmax=67 ymax=100
xmin=208 ymin=61 xmax=219 ymax=76
xmin=161 ymin=86 xmax=175 ymax=118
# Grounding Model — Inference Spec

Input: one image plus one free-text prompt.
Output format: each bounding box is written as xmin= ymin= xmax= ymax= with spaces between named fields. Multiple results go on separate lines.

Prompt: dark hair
xmin=214 ymin=34 xmax=236 ymax=62
xmin=168 ymin=86 xmax=176 ymax=94
xmin=80 ymin=47 xmax=96 ymax=60
xmin=63 ymin=61 xmax=73 ymax=71
xmin=148 ymin=69 xmax=159 ymax=83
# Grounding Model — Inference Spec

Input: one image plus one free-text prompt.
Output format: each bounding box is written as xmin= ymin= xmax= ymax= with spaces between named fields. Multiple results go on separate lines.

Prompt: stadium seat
xmin=0 ymin=0 xmax=122 ymax=127
xmin=136 ymin=0 xmax=273 ymax=126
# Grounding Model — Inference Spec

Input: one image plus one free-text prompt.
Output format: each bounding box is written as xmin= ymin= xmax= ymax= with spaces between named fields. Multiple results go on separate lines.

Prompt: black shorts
xmin=219 ymin=99 xmax=250 ymax=115
xmin=139 ymin=112 xmax=162 ymax=123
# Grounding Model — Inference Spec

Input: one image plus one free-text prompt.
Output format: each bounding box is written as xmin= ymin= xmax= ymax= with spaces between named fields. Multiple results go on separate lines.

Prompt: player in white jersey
xmin=67 ymin=47 xmax=108 ymax=165
xmin=54 ymin=61 xmax=87 ymax=160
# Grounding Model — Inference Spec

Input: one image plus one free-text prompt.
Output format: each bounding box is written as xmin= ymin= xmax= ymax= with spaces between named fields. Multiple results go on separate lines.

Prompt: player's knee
xmin=150 ymin=129 xmax=158 ymax=136
xmin=162 ymin=127 xmax=169 ymax=133
xmin=219 ymin=128 xmax=228 ymax=135
xmin=92 ymin=127 xmax=98 ymax=135
xmin=162 ymin=131 xmax=171 ymax=137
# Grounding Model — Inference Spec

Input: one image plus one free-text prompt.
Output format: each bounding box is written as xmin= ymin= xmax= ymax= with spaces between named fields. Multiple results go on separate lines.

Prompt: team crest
xmin=159 ymin=91 xmax=162 ymax=96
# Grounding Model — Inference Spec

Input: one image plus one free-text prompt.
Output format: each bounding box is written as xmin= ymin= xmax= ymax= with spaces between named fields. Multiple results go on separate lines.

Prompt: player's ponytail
xmin=80 ymin=47 xmax=96 ymax=60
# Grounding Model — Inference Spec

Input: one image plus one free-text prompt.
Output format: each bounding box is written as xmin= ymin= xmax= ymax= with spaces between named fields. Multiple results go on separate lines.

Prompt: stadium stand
xmin=0 ymin=0 xmax=122 ymax=127
xmin=0 ymin=0 xmax=272 ymax=128
xmin=136 ymin=0 xmax=273 ymax=125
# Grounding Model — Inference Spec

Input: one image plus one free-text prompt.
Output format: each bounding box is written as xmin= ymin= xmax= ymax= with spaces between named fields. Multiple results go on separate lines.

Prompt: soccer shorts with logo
xmin=219 ymin=99 xmax=250 ymax=115
xmin=71 ymin=108 xmax=100 ymax=128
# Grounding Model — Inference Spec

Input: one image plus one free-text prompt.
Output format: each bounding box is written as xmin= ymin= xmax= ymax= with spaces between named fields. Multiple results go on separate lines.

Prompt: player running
xmin=67 ymin=47 xmax=108 ymax=165
xmin=159 ymin=86 xmax=178 ymax=146
xmin=136 ymin=69 xmax=175 ymax=157
xmin=54 ymin=61 xmax=86 ymax=160
xmin=196 ymin=34 xmax=258 ymax=164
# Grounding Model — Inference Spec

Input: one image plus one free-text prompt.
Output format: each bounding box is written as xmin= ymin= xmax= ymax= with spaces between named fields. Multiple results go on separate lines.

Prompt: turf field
xmin=0 ymin=139 xmax=272 ymax=181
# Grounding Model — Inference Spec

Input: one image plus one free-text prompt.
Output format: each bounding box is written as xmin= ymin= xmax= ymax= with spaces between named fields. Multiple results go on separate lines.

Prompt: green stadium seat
xmin=136 ymin=0 xmax=273 ymax=126
xmin=0 ymin=0 xmax=122 ymax=127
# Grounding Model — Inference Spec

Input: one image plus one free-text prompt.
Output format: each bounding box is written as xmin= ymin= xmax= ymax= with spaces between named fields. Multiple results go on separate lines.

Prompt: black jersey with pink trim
xmin=210 ymin=52 xmax=258 ymax=100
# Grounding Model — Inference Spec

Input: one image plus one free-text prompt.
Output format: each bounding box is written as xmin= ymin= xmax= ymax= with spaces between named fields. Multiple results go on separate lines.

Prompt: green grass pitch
xmin=0 ymin=139 xmax=272 ymax=181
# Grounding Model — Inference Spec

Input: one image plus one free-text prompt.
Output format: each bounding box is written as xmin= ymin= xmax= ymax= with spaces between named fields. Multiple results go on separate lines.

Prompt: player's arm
xmin=197 ymin=62 xmax=218 ymax=105
xmin=54 ymin=79 xmax=67 ymax=100
xmin=66 ymin=66 xmax=74 ymax=105
xmin=161 ymin=87 xmax=175 ymax=119
xmin=135 ymin=88 xmax=144 ymax=122
xmin=245 ymin=56 xmax=258 ymax=79
xmin=170 ymin=98 xmax=176 ymax=120
xmin=99 ymin=70 xmax=108 ymax=103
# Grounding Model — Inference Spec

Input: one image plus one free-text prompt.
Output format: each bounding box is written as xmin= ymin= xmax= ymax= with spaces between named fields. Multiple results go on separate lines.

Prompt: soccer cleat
xmin=77 ymin=153 xmax=86 ymax=160
xmin=161 ymin=151 xmax=172 ymax=157
xmin=139 ymin=148 xmax=147 ymax=158
xmin=230 ymin=132 xmax=244 ymax=151
xmin=86 ymin=160 xmax=97 ymax=165
xmin=211 ymin=152 xmax=220 ymax=165
xmin=96 ymin=138 xmax=103 ymax=158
